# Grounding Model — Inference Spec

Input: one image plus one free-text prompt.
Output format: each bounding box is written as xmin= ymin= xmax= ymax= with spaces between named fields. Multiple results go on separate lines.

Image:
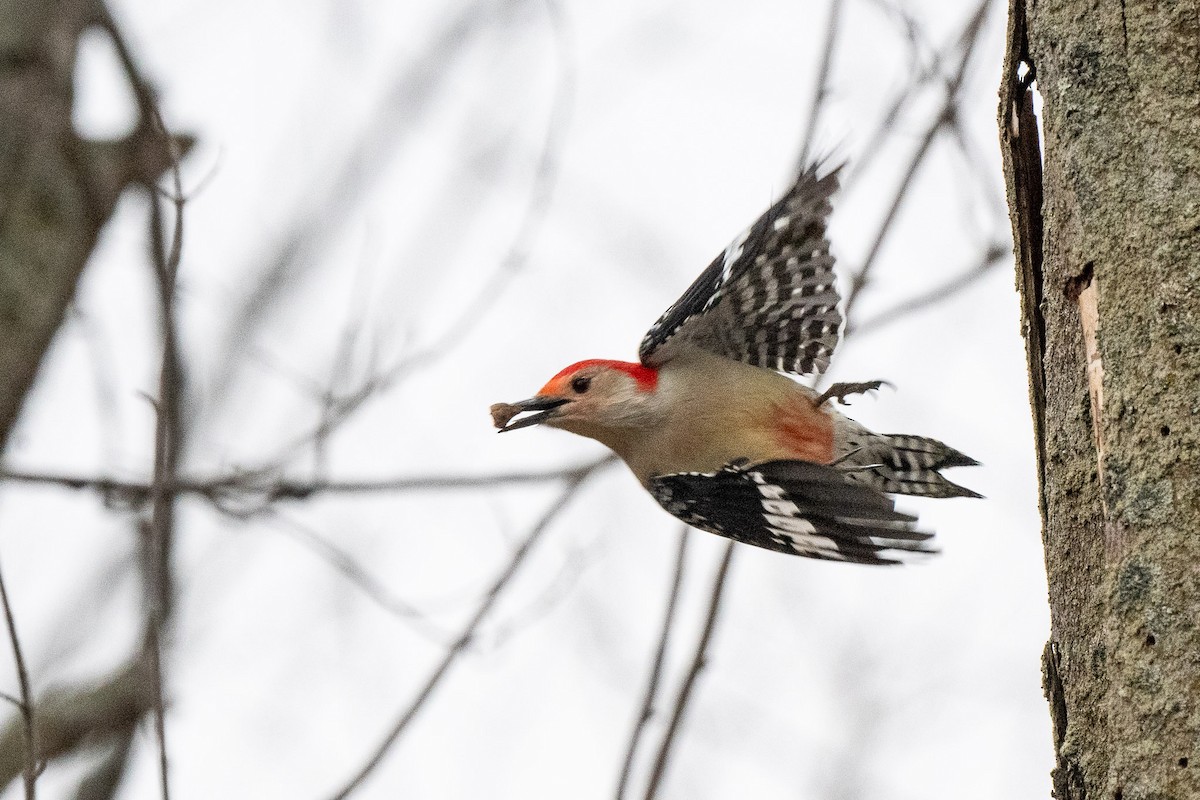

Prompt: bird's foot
xmin=815 ymin=380 xmax=891 ymax=407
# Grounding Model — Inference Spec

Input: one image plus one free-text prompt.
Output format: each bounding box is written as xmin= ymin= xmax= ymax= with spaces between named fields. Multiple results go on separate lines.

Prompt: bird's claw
xmin=815 ymin=380 xmax=891 ymax=407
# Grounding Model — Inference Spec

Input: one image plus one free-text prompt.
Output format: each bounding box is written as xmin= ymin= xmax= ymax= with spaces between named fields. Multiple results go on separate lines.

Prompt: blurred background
xmin=0 ymin=0 xmax=1049 ymax=797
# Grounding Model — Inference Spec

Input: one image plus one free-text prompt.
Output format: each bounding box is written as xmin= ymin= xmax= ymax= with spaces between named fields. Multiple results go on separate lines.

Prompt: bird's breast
xmin=626 ymin=355 xmax=834 ymax=483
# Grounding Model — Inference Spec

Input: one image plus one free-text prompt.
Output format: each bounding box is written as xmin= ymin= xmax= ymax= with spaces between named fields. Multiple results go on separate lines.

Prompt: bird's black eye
xmin=570 ymin=375 xmax=591 ymax=394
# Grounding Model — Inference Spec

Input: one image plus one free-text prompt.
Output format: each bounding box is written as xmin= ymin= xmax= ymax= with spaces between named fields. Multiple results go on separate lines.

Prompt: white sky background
xmin=0 ymin=0 xmax=1051 ymax=798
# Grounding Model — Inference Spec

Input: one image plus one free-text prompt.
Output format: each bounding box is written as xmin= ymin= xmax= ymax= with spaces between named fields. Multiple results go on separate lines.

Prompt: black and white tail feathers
xmin=649 ymin=460 xmax=935 ymax=565
xmin=833 ymin=417 xmax=981 ymax=499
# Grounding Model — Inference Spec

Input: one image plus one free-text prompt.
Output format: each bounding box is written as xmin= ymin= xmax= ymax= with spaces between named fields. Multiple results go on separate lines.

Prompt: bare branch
xmin=642 ymin=541 xmax=736 ymax=800
xmin=796 ymin=0 xmax=844 ymax=169
xmin=846 ymin=0 xmax=990 ymax=190
xmin=841 ymin=0 xmax=992 ymax=323
xmin=853 ymin=240 xmax=1008 ymax=336
xmin=251 ymin=0 xmax=577 ymax=472
xmin=325 ymin=457 xmax=609 ymax=800
xmin=0 ymin=660 xmax=154 ymax=793
xmin=615 ymin=526 xmax=690 ymax=800
xmin=402 ymin=0 xmax=576 ymax=364
xmin=483 ymin=536 xmax=600 ymax=651
xmin=70 ymin=730 xmax=133 ymax=800
xmin=0 ymin=457 xmax=612 ymax=505
xmin=0 ymin=555 xmax=35 ymax=800
xmin=264 ymin=511 xmax=452 ymax=644
xmin=205 ymin=1 xmax=492 ymax=403
xmin=137 ymin=123 xmax=184 ymax=800
xmin=846 ymin=5 xmax=939 ymax=188
xmin=96 ymin=7 xmax=189 ymax=795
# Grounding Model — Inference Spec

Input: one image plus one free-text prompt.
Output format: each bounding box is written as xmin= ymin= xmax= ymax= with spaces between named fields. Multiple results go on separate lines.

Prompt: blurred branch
xmin=484 ymin=536 xmax=598 ymax=651
xmin=810 ymin=647 xmax=888 ymax=800
xmin=71 ymin=730 xmax=133 ymax=800
xmin=796 ymin=0 xmax=843 ymax=169
xmin=0 ymin=660 xmax=155 ymax=794
xmin=847 ymin=4 xmax=940 ymax=187
xmin=96 ymin=5 xmax=189 ymax=796
xmin=406 ymin=0 xmax=575 ymax=362
xmin=842 ymin=0 xmax=991 ymax=324
xmin=861 ymin=0 xmax=928 ymax=72
xmin=326 ymin=456 xmax=608 ymax=800
xmin=206 ymin=0 xmax=493 ymax=403
xmin=310 ymin=259 xmax=382 ymax=478
xmin=854 ymin=239 xmax=1008 ymax=336
xmin=141 ymin=153 xmax=186 ymax=800
xmin=615 ymin=527 xmax=689 ymax=800
xmin=0 ymin=0 xmax=188 ymax=453
xmin=0 ymin=555 xmax=35 ymax=800
xmin=265 ymin=511 xmax=452 ymax=643
xmin=642 ymin=541 xmax=736 ymax=800
xmin=70 ymin=306 xmax=126 ymax=471
xmin=0 ymin=457 xmax=612 ymax=506
xmin=846 ymin=0 xmax=992 ymax=190
xmin=946 ymin=118 xmax=1013 ymax=232
xmin=251 ymin=0 xmax=577 ymax=473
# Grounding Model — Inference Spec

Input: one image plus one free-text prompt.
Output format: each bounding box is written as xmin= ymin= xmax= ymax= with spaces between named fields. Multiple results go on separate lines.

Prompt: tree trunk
xmin=1000 ymin=1 xmax=1200 ymax=798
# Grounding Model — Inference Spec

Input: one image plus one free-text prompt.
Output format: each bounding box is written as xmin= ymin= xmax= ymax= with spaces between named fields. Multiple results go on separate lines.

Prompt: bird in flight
xmin=491 ymin=163 xmax=978 ymax=564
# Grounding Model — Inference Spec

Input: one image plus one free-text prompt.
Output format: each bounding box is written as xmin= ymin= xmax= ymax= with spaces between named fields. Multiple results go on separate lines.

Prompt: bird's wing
xmin=638 ymin=163 xmax=843 ymax=376
xmin=648 ymin=459 xmax=932 ymax=565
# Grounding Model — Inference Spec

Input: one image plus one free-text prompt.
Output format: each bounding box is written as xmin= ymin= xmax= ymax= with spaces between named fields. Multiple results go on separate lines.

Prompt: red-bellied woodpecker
xmin=491 ymin=163 xmax=979 ymax=564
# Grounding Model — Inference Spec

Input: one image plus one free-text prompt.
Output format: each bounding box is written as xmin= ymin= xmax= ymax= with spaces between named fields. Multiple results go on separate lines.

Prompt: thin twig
xmin=325 ymin=457 xmax=609 ymax=800
xmin=265 ymin=511 xmax=452 ymax=643
xmin=0 ymin=660 xmax=154 ymax=791
xmin=0 ymin=458 xmax=611 ymax=504
xmin=70 ymin=307 xmax=126 ymax=472
xmin=203 ymin=0 xmax=493 ymax=408
xmin=841 ymin=0 xmax=992 ymax=323
xmin=615 ymin=527 xmax=690 ymax=800
xmin=71 ymin=728 xmax=134 ymax=800
xmin=0 ymin=556 xmax=35 ymax=800
xmin=641 ymin=541 xmax=736 ymax=800
xmin=845 ymin=2 xmax=938 ymax=189
xmin=854 ymin=240 xmax=1008 ymax=336
xmin=99 ymin=5 xmax=189 ymax=790
xmin=251 ymin=0 xmax=578 ymax=473
xmin=483 ymin=538 xmax=599 ymax=651
xmin=142 ymin=150 xmax=183 ymax=800
xmin=845 ymin=0 xmax=987 ymax=191
xmin=796 ymin=0 xmax=844 ymax=169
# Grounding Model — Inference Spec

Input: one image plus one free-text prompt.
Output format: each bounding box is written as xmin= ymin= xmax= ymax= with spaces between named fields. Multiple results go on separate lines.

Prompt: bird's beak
xmin=491 ymin=396 xmax=570 ymax=432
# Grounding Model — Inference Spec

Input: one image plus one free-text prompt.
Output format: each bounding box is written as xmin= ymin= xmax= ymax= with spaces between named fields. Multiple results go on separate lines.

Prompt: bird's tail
xmin=833 ymin=422 xmax=981 ymax=499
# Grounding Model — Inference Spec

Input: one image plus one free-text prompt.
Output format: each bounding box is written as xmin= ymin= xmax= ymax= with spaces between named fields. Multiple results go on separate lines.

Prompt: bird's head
xmin=491 ymin=359 xmax=660 ymax=439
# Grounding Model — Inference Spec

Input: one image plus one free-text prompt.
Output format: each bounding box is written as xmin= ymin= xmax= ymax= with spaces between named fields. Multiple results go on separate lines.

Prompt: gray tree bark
xmin=1000 ymin=1 xmax=1200 ymax=798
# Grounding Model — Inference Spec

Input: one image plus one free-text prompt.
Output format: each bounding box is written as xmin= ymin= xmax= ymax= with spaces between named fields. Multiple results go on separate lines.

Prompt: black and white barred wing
xmin=638 ymin=164 xmax=843 ymax=376
xmin=648 ymin=460 xmax=933 ymax=565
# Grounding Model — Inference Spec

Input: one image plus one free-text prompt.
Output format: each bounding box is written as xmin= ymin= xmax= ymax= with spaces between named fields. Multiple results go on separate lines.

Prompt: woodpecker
xmin=491 ymin=163 xmax=979 ymax=564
